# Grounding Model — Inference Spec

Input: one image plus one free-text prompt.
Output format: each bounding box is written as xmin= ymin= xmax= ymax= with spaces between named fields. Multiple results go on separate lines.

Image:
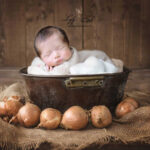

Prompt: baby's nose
xmin=55 ymin=55 xmax=60 ymax=59
xmin=54 ymin=51 xmax=60 ymax=58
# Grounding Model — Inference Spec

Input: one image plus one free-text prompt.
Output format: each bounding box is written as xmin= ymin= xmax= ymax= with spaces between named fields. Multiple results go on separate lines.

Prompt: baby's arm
xmin=28 ymin=57 xmax=49 ymax=75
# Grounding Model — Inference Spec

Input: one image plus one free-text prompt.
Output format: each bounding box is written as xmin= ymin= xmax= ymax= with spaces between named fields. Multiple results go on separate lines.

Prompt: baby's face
xmin=38 ymin=33 xmax=72 ymax=67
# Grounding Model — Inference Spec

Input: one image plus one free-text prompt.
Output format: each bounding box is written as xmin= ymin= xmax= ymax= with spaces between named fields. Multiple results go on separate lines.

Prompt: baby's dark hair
xmin=34 ymin=26 xmax=69 ymax=56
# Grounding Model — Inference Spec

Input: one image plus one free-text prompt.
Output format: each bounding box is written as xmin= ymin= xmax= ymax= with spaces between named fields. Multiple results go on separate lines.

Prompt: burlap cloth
xmin=0 ymin=82 xmax=150 ymax=150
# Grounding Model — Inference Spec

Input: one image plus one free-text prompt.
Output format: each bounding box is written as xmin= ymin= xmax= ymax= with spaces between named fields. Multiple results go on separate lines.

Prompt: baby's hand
xmin=45 ymin=64 xmax=53 ymax=71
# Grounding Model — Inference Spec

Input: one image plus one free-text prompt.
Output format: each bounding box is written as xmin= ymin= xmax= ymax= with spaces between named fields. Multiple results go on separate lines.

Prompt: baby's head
xmin=34 ymin=26 xmax=72 ymax=67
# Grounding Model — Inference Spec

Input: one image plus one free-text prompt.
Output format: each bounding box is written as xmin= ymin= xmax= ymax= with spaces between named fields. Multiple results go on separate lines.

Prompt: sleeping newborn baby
xmin=28 ymin=26 xmax=76 ymax=75
xmin=28 ymin=26 xmax=123 ymax=75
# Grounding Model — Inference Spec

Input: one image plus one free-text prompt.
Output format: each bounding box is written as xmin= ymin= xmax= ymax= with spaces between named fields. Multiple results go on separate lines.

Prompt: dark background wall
xmin=0 ymin=0 xmax=150 ymax=69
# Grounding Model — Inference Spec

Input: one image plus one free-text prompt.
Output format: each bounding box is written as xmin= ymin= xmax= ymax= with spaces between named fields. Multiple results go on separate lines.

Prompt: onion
xmin=17 ymin=102 xmax=41 ymax=127
xmin=0 ymin=99 xmax=23 ymax=117
xmin=7 ymin=96 xmax=21 ymax=101
xmin=61 ymin=106 xmax=88 ymax=130
xmin=38 ymin=108 xmax=62 ymax=129
xmin=90 ymin=105 xmax=112 ymax=128
xmin=0 ymin=96 xmax=8 ymax=117
xmin=123 ymin=97 xmax=139 ymax=108
xmin=0 ymin=101 xmax=7 ymax=116
xmin=3 ymin=95 xmax=22 ymax=102
xmin=5 ymin=100 xmax=23 ymax=117
xmin=115 ymin=97 xmax=138 ymax=118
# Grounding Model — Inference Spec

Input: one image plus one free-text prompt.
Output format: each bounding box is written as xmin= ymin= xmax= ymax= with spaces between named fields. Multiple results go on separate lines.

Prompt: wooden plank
xmin=125 ymin=69 xmax=150 ymax=94
xmin=140 ymin=0 xmax=150 ymax=68
xmin=0 ymin=0 xmax=150 ymax=69
xmin=112 ymin=0 xmax=125 ymax=64
xmin=54 ymin=0 xmax=82 ymax=50
xmin=0 ymin=0 xmax=5 ymax=66
xmin=84 ymin=0 xmax=113 ymax=57
xmin=124 ymin=0 xmax=141 ymax=68
xmin=2 ymin=0 xmax=26 ymax=67
xmin=0 ymin=67 xmax=21 ymax=78
xmin=0 ymin=67 xmax=23 ymax=86
xmin=25 ymin=0 xmax=55 ymax=66
xmin=83 ymin=0 xmax=96 ymax=49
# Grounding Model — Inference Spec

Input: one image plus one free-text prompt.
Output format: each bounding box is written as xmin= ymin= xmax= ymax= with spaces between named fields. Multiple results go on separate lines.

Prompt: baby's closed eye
xmin=44 ymin=51 xmax=51 ymax=57
xmin=44 ymin=55 xmax=49 ymax=58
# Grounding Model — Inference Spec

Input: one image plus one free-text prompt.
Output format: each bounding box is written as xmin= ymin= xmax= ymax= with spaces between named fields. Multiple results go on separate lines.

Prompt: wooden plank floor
xmin=0 ymin=67 xmax=23 ymax=86
xmin=125 ymin=68 xmax=150 ymax=94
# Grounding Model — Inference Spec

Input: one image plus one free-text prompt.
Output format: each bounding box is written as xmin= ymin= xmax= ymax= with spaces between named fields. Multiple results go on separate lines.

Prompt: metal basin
xmin=20 ymin=67 xmax=130 ymax=112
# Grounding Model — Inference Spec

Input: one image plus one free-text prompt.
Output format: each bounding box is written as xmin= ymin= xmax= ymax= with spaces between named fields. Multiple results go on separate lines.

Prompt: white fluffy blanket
xmin=27 ymin=47 xmax=123 ymax=75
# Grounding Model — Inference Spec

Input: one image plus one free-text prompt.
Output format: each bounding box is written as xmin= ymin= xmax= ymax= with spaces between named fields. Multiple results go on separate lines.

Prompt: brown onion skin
xmin=123 ymin=97 xmax=139 ymax=108
xmin=0 ymin=96 xmax=22 ymax=117
xmin=90 ymin=105 xmax=112 ymax=128
xmin=7 ymin=96 xmax=21 ymax=101
xmin=0 ymin=101 xmax=7 ymax=116
xmin=61 ymin=106 xmax=88 ymax=130
xmin=0 ymin=99 xmax=23 ymax=117
xmin=115 ymin=97 xmax=138 ymax=118
xmin=17 ymin=103 xmax=41 ymax=128
xmin=0 ymin=96 xmax=23 ymax=117
xmin=39 ymin=108 xmax=62 ymax=129
xmin=5 ymin=100 xmax=23 ymax=117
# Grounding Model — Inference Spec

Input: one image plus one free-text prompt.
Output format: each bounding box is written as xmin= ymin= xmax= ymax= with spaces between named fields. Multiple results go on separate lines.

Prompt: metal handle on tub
xmin=65 ymin=76 xmax=104 ymax=88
